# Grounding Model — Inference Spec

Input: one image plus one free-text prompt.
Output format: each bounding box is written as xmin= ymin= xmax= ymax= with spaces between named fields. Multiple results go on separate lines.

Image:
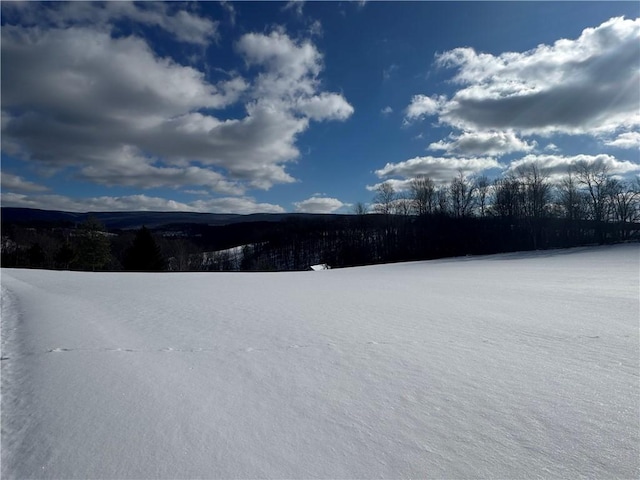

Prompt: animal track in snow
xmin=3 ymin=338 xmax=440 ymax=361
xmin=9 ymin=332 xmax=602 ymax=362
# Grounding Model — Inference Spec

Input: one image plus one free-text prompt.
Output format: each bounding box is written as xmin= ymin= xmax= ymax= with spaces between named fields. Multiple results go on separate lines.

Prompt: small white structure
xmin=309 ymin=263 xmax=331 ymax=271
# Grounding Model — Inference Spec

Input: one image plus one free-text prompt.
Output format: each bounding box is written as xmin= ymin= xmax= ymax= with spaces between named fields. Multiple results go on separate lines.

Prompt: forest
xmin=2 ymin=161 xmax=639 ymax=272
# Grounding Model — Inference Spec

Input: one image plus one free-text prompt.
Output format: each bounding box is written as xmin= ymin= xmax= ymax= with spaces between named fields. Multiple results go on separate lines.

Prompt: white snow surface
xmin=1 ymin=244 xmax=638 ymax=479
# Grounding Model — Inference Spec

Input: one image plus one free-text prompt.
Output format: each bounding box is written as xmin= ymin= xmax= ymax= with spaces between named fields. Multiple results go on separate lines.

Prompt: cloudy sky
xmin=1 ymin=1 xmax=639 ymax=214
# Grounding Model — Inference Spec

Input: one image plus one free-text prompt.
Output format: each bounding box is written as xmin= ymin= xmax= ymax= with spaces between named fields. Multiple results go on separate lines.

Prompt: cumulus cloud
xmin=1 ymin=1 xmax=219 ymax=45
xmin=432 ymin=17 xmax=639 ymax=135
xmin=293 ymin=196 xmax=350 ymax=213
xmin=404 ymin=94 xmax=445 ymax=122
xmin=399 ymin=16 xmax=640 ymax=186
xmin=296 ymin=93 xmax=355 ymax=121
xmin=0 ymin=192 xmax=285 ymax=214
xmin=236 ymin=29 xmax=353 ymax=123
xmin=238 ymin=30 xmax=320 ymax=79
xmin=381 ymin=106 xmax=393 ymax=116
xmin=1 ymin=172 xmax=49 ymax=193
xmin=429 ymin=131 xmax=536 ymax=156
xmin=1 ymin=26 xmax=234 ymax=116
xmin=505 ymin=153 xmax=640 ymax=180
xmin=604 ymin=131 xmax=640 ymax=149
xmin=1 ymin=20 xmax=353 ymax=194
xmin=375 ymin=156 xmax=501 ymax=183
xmin=77 ymin=147 xmax=243 ymax=195
xmin=366 ymin=178 xmax=414 ymax=193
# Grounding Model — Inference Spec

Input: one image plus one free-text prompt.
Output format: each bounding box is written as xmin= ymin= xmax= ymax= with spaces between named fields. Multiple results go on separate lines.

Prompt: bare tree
xmin=435 ymin=187 xmax=449 ymax=215
xmin=373 ymin=182 xmax=396 ymax=215
xmin=517 ymin=164 xmax=551 ymax=219
xmin=575 ymin=160 xmax=612 ymax=222
xmin=474 ymin=175 xmax=490 ymax=217
xmin=491 ymin=176 xmax=524 ymax=218
xmin=410 ymin=175 xmax=436 ymax=216
xmin=393 ymin=193 xmax=413 ymax=216
xmin=557 ymin=167 xmax=586 ymax=221
xmin=608 ymin=177 xmax=640 ymax=224
xmin=351 ymin=202 xmax=369 ymax=216
xmin=162 ymin=238 xmax=200 ymax=271
xmin=449 ymin=171 xmax=476 ymax=218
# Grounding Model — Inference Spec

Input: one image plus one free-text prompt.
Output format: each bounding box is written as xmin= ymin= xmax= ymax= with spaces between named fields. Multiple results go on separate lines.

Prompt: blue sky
xmin=1 ymin=1 xmax=639 ymax=214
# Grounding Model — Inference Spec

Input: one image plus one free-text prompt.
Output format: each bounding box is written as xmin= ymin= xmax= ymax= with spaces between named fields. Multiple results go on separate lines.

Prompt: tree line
xmin=1 ymin=160 xmax=638 ymax=272
xmin=241 ymin=161 xmax=639 ymax=270
xmin=371 ymin=161 xmax=638 ymax=226
xmin=1 ymin=219 xmax=168 ymax=272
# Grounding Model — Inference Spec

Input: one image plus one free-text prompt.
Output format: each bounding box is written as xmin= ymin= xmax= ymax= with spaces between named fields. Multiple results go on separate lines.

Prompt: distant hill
xmin=0 ymin=207 xmax=335 ymax=230
xmin=0 ymin=207 xmax=240 ymax=229
xmin=3 ymin=207 xmax=637 ymax=273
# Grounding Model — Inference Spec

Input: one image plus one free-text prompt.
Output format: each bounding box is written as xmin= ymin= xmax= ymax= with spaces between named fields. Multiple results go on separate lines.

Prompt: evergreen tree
xmin=123 ymin=226 xmax=166 ymax=271
xmin=27 ymin=242 xmax=46 ymax=268
xmin=73 ymin=217 xmax=112 ymax=271
xmin=55 ymin=241 xmax=75 ymax=270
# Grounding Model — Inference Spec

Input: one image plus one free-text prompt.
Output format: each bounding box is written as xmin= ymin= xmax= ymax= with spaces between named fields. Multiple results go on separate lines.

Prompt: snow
xmin=1 ymin=244 xmax=638 ymax=479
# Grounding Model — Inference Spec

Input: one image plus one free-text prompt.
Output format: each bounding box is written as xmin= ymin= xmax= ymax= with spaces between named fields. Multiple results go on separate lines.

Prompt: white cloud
xmin=375 ymin=156 xmax=501 ymax=183
xmin=236 ymin=30 xmax=321 ymax=97
xmin=2 ymin=1 xmax=219 ymax=45
xmin=366 ymin=178 xmax=414 ymax=193
xmin=77 ymin=146 xmax=243 ymax=195
xmin=381 ymin=106 xmax=393 ymax=116
xmin=236 ymin=31 xmax=353 ymax=123
xmin=506 ymin=153 xmax=640 ymax=180
xmin=162 ymin=9 xmax=219 ymax=45
xmin=308 ymin=20 xmax=323 ymax=38
xmin=1 ymin=26 xmax=232 ymax=117
xmin=0 ymin=192 xmax=285 ymax=214
xmin=192 ymin=197 xmax=285 ymax=214
xmin=404 ymin=94 xmax=445 ymax=122
xmin=429 ymin=131 xmax=536 ymax=157
xmin=281 ymin=3 xmax=323 ymax=37
xmin=604 ymin=131 xmax=640 ymax=149
xmin=1 ymin=24 xmax=353 ymax=194
xmin=293 ymin=196 xmax=350 ymax=213
xmin=1 ymin=172 xmax=49 ymax=192
xmin=296 ymin=93 xmax=354 ymax=121
xmin=431 ymin=17 xmax=639 ymax=136
xmin=383 ymin=64 xmax=398 ymax=81
xmin=544 ymin=143 xmax=560 ymax=152
xmin=283 ymin=0 xmax=305 ymax=17
xmin=220 ymin=1 xmax=236 ymax=27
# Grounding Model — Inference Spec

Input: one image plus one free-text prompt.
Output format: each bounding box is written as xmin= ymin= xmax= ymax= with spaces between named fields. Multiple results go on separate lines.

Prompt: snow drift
xmin=1 ymin=244 xmax=638 ymax=479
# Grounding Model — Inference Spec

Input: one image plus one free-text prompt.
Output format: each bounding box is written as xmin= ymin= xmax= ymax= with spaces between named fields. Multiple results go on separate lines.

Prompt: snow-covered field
xmin=2 ymin=244 xmax=638 ymax=479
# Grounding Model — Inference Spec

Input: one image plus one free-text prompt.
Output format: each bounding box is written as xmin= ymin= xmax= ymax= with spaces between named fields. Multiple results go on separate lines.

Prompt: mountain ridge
xmin=0 ymin=207 xmax=343 ymax=230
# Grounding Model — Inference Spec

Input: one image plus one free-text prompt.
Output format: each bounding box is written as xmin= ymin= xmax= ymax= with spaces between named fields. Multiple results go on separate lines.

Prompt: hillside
xmin=4 ymin=207 xmax=640 ymax=273
xmin=2 ymin=244 xmax=638 ymax=478
xmin=0 ymin=207 xmax=313 ymax=230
